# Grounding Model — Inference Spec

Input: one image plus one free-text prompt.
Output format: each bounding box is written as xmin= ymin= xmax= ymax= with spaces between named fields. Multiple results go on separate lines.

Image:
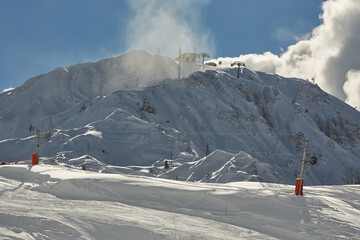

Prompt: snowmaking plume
xmin=212 ymin=0 xmax=360 ymax=109
xmin=125 ymin=0 xmax=214 ymax=59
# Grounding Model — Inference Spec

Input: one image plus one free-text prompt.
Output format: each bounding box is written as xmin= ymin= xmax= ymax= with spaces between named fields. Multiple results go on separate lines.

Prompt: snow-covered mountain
xmin=0 ymin=50 xmax=359 ymax=185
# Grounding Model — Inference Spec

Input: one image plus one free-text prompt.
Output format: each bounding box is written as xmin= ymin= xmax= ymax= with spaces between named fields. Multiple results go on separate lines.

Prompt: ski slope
xmin=0 ymin=164 xmax=359 ymax=239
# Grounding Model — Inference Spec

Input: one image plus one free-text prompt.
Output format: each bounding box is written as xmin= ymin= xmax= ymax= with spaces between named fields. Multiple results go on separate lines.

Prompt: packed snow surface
xmin=0 ymin=164 xmax=359 ymax=239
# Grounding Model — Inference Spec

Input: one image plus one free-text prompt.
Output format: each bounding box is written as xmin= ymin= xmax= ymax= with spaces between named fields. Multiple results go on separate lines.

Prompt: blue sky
xmin=0 ymin=0 xmax=325 ymax=92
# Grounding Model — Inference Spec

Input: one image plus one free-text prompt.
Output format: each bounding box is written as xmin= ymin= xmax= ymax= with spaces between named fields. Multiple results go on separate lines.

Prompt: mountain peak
xmin=0 ymin=51 xmax=359 ymax=185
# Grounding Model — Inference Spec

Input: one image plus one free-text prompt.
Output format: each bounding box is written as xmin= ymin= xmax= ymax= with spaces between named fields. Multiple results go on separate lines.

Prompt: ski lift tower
xmin=231 ymin=61 xmax=246 ymax=78
xmin=198 ymin=52 xmax=210 ymax=71
xmin=198 ymin=53 xmax=210 ymax=65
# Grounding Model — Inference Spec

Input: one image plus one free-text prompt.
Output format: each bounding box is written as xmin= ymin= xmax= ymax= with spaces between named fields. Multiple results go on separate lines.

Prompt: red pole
xmin=295 ymin=178 xmax=304 ymax=195
xmin=32 ymin=153 xmax=39 ymax=165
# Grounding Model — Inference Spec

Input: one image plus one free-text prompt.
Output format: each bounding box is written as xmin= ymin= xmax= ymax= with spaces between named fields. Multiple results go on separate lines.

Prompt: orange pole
xmin=32 ymin=153 xmax=39 ymax=165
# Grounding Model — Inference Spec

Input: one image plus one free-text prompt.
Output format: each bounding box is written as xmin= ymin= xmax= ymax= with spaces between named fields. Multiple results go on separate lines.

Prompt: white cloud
xmin=125 ymin=0 xmax=214 ymax=58
xmin=344 ymin=70 xmax=360 ymax=109
xmin=212 ymin=0 xmax=360 ymax=109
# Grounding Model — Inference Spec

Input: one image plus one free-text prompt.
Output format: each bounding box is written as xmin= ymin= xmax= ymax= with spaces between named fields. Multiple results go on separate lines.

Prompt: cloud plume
xmin=344 ymin=69 xmax=360 ymax=109
xmin=213 ymin=0 xmax=360 ymax=109
xmin=125 ymin=0 xmax=214 ymax=58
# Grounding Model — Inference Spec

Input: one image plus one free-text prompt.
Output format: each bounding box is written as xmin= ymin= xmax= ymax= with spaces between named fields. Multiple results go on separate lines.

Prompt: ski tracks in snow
xmin=1 ymin=165 xmax=360 ymax=239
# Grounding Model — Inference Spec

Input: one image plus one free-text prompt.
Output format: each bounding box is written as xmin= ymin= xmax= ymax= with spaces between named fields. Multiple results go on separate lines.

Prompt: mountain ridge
xmin=0 ymin=50 xmax=359 ymax=185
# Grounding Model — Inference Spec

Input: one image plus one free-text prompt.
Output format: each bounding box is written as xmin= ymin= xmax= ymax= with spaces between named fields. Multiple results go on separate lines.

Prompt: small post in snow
xmin=164 ymin=160 xmax=169 ymax=170
xmin=206 ymin=143 xmax=210 ymax=158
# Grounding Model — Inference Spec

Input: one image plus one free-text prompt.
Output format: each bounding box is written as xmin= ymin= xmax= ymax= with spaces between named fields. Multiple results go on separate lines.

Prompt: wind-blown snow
xmin=125 ymin=0 xmax=214 ymax=58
